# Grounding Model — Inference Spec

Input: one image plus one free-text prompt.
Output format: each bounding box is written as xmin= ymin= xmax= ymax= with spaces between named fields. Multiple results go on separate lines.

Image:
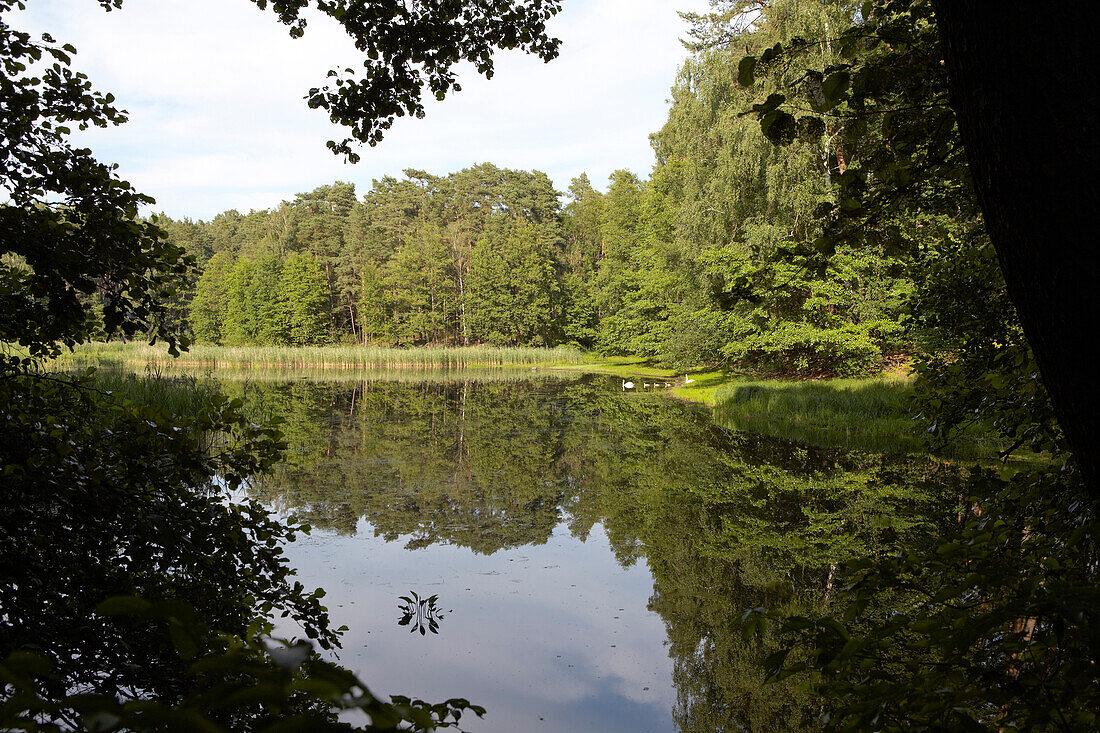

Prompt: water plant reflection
xmin=398 ymin=591 xmax=446 ymax=635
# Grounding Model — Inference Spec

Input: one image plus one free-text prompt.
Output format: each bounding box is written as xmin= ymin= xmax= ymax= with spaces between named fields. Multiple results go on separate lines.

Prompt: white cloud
xmin=14 ymin=0 xmax=708 ymax=219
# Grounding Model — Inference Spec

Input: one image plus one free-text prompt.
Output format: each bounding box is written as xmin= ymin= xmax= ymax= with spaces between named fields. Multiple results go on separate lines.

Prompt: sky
xmin=15 ymin=0 xmax=709 ymax=220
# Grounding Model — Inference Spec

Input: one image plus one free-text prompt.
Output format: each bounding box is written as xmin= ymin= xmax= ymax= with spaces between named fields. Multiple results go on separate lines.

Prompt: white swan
xmin=622 ymin=379 xmax=635 ymax=390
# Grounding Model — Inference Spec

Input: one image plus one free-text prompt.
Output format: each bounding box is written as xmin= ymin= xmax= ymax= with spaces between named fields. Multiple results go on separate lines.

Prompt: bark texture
xmin=933 ymin=1 xmax=1100 ymax=493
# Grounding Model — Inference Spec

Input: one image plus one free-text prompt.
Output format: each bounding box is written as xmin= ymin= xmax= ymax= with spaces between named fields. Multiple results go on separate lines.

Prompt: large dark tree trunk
xmin=932 ymin=2 xmax=1100 ymax=493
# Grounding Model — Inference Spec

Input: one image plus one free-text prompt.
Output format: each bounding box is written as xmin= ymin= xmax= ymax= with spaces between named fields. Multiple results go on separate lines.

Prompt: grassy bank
xmin=59 ymin=344 xmax=1016 ymax=458
xmin=61 ymin=342 xmax=587 ymax=369
xmin=669 ymin=370 xmax=737 ymax=405
xmin=96 ymin=365 xmax=565 ymax=385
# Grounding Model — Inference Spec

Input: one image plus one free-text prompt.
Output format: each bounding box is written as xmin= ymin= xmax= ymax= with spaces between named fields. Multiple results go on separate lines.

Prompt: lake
xmin=231 ymin=372 xmax=944 ymax=732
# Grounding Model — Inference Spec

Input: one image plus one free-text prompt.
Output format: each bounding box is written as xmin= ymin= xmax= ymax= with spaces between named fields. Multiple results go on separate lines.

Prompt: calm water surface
xmin=237 ymin=373 xmax=936 ymax=732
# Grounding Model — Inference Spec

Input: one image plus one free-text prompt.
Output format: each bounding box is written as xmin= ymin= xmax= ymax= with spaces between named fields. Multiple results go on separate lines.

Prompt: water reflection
xmin=398 ymin=591 xmax=446 ymax=636
xmin=237 ymin=374 xmax=957 ymax=732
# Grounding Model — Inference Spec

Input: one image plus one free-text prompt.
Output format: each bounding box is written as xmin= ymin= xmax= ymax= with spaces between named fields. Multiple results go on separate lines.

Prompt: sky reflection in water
xmin=247 ymin=373 xmax=936 ymax=732
xmin=286 ymin=521 xmax=674 ymax=732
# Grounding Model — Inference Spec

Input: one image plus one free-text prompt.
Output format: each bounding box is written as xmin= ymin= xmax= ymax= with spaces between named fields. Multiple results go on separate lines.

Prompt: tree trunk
xmin=347 ymin=296 xmax=358 ymax=342
xmin=932 ymin=1 xmax=1100 ymax=493
xmin=324 ymin=261 xmax=337 ymax=331
xmin=459 ymin=266 xmax=468 ymax=346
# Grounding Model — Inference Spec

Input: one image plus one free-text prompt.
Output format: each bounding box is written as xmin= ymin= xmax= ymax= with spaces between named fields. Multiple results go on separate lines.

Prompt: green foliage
xmin=467 ymin=217 xmax=559 ymax=345
xmin=729 ymin=1 xmax=1098 ymax=728
xmin=1 ymin=595 xmax=484 ymax=731
xmin=279 ymin=252 xmax=332 ymax=346
xmin=357 ymin=262 xmax=386 ymax=343
xmin=251 ymin=253 xmax=286 ymax=345
xmin=0 ymin=368 xmax=335 ymax=725
xmin=191 ymin=251 xmax=235 ymax=344
xmin=179 ymin=165 xmax=573 ymax=349
xmin=645 ymin=0 xmax=911 ymax=373
xmin=170 ymin=132 xmax=907 ymax=371
xmin=384 ymin=223 xmax=456 ymax=345
xmin=0 ymin=2 xmax=192 ymax=358
xmin=761 ymin=468 xmax=1098 ymax=731
xmin=592 ymin=171 xmax=676 ymax=357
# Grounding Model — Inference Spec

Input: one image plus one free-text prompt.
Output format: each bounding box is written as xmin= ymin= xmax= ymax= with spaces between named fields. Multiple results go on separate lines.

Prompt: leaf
xmin=167 ymin=621 xmax=199 ymax=661
xmin=737 ymin=56 xmax=756 ymax=87
xmin=760 ymin=110 xmax=797 ymax=145
xmin=763 ymin=649 xmax=791 ymax=679
xmin=754 ymin=93 xmax=786 ymax=114
xmin=759 ymin=42 xmax=783 ymax=64
xmin=822 ymin=71 xmax=850 ymax=104
xmin=95 ymin=596 xmax=153 ymax=617
xmin=1 ymin=650 xmax=53 ymax=678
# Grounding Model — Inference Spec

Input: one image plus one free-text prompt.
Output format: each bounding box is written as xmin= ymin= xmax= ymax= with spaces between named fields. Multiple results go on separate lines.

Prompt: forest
xmin=160 ymin=66 xmax=912 ymax=377
xmin=2 ymin=0 xmax=1097 ymax=731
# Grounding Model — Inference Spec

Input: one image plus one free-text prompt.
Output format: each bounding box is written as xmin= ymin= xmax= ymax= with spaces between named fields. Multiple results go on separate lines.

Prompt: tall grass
xmin=86 ymin=368 xmax=224 ymax=417
xmin=127 ymin=365 xmax=560 ymax=384
xmin=61 ymin=342 xmax=587 ymax=370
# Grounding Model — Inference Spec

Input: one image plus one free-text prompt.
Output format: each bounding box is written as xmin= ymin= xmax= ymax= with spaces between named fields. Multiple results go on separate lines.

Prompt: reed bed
xmin=62 ymin=342 xmax=587 ymax=370
xmin=86 ymin=368 xmax=224 ymax=417
xmin=127 ymin=365 xmax=558 ymax=385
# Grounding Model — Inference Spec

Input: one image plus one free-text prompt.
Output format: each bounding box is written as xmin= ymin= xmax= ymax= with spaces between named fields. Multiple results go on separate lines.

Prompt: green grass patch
xmin=58 ymin=367 xmax=224 ymax=418
xmin=669 ymin=370 xmax=733 ymax=405
xmin=668 ymin=369 xmax=1014 ymax=457
xmin=551 ymin=355 xmax=679 ymax=380
xmin=712 ymin=376 xmax=918 ymax=453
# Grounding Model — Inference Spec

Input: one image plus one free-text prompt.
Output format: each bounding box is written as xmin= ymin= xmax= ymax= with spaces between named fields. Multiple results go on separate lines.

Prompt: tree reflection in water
xmin=239 ymin=374 xmax=965 ymax=731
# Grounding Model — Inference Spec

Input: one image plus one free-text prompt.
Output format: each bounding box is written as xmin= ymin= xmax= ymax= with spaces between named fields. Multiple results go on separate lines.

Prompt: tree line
xmin=158 ymin=16 xmax=920 ymax=377
xmin=168 ymin=168 xmax=568 ymax=348
xmin=162 ymin=157 xmax=909 ymax=378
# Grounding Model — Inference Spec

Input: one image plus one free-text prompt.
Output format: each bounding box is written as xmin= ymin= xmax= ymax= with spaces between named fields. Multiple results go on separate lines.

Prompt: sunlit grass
xmin=554 ymin=355 xmax=679 ymax=380
xmin=669 ymin=370 xmax=733 ymax=405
